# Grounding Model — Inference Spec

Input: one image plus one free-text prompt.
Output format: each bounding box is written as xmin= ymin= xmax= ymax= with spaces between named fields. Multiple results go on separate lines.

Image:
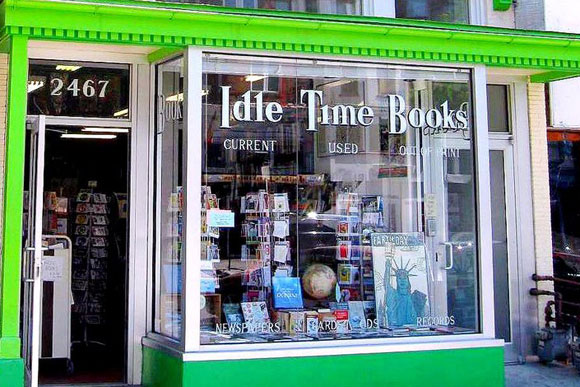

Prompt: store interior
xmin=25 ymin=124 xmax=129 ymax=384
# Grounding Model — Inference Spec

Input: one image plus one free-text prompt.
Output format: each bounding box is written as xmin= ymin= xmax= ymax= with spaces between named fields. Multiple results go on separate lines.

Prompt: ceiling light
xmin=56 ymin=65 xmax=82 ymax=72
xmin=321 ymin=79 xmax=352 ymax=88
xmin=245 ymin=75 xmax=266 ymax=82
xmin=113 ymin=108 xmax=129 ymax=117
xmin=82 ymin=127 xmax=129 ymax=133
xmin=61 ymin=134 xmax=117 ymax=139
xmin=27 ymin=80 xmax=44 ymax=93
xmin=166 ymin=93 xmax=184 ymax=102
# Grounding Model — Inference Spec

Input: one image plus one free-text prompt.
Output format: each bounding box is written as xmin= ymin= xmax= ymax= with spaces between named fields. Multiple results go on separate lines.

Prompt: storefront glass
xmin=396 ymin=0 xmax=469 ymax=23
xmin=154 ymin=57 xmax=185 ymax=339
xmin=198 ymin=55 xmax=479 ymax=345
xmin=28 ymin=60 xmax=130 ymax=119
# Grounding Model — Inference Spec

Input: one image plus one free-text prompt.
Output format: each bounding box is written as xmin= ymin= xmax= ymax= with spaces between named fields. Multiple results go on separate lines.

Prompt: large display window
xmin=197 ymin=54 xmax=479 ymax=345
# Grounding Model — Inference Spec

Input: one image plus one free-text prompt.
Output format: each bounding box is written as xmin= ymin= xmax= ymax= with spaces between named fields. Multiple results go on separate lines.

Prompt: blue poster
xmin=272 ymin=277 xmax=303 ymax=309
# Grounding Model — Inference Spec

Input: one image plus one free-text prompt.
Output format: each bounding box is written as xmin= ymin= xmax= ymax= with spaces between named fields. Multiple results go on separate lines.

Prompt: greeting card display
xmin=71 ymin=191 xmax=111 ymax=343
xmin=200 ymin=186 xmax=221 ymax=297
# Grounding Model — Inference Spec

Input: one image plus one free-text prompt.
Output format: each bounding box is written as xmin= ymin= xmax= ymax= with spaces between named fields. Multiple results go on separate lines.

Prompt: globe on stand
xmin=302 ymin=264 xmax=337 ymax=299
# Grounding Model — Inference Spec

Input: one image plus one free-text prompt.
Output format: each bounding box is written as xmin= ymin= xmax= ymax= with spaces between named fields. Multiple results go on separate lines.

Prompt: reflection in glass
xmin=487 ymin=85 xmax=511 ymax=133
xmin=548 ymin=131 xmax=580 ymax=336
xmin=489 ymin=150 xmax=511 ymax=342
xmin=200 ymin=55 xmax=478 ymax=345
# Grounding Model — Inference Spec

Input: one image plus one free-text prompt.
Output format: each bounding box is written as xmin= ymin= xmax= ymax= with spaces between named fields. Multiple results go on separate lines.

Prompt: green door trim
xmin=0 ymin=34 xmax=28 ymax=359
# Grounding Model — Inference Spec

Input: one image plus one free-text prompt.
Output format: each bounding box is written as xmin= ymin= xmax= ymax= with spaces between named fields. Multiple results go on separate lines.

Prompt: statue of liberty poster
xmin=371 ymin=233 xmax=428 ymax=328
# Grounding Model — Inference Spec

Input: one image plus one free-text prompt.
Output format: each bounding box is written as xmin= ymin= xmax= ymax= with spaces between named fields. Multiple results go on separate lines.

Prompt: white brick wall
xmin=527 ymin=82 xmax=555 ymax=327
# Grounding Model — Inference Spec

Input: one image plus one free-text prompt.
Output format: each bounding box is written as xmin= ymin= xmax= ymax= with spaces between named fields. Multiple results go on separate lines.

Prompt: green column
xmin=0 ymin=34 xmax=28 ymax=367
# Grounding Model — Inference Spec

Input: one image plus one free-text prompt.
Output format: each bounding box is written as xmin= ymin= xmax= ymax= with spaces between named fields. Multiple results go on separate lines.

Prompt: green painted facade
xmin=142 ymin=345 xmax=505 ymax=387
xmin=0 ymin=358 xmax=24 ymax=387
xmin=0 ymin=1 xmax=578 ymax=386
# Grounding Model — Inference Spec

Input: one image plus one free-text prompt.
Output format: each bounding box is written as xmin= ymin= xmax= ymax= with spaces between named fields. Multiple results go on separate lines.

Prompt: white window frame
xmin=144 ymin=49 xmax=501 ymax=360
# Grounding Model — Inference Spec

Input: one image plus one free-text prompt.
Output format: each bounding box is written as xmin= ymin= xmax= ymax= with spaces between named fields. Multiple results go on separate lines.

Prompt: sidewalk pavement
xmin=505 ymin=361 xmax=579 ymax=387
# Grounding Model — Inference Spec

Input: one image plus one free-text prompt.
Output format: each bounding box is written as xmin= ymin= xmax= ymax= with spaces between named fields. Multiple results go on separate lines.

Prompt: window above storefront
xmin=144 ymin=0 xmax=469 ymax=21
xmin=153 ymin=0 xmax=364 ymax=15
xmin=395 ymin=0 xmax=469 ymax=23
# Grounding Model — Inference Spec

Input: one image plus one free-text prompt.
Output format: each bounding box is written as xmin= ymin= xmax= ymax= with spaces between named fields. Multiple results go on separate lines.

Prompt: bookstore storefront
xmin=144 ymin=48 xmax=502 ymax=387
xmin=2 ymin=1 xmax=580 ymax=387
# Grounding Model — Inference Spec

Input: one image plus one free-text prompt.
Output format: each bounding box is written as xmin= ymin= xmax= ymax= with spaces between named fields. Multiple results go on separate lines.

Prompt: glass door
xmin=489 ymin=141 xmax=521 ymax=363
xmin=21 ymin=115 xmax=47 ymax=387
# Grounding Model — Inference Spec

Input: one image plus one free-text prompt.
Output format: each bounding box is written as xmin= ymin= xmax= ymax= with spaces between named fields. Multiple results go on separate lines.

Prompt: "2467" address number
xmin=51 ymin=78 xmax=110 ymax=98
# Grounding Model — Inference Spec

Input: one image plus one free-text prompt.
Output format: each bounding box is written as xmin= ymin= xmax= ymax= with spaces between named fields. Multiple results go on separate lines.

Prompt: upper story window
xmin=149 ymin=0 xmax=472 ymax=22
xmin=396 ymin=0 xmax=469 ymax=23
xmin=160 ymin=0 xmax=363 ymax=15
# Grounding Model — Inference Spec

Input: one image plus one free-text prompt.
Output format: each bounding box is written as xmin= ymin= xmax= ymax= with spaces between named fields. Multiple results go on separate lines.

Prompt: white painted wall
xmin=544 ymin=0 xmax=580 ymax=127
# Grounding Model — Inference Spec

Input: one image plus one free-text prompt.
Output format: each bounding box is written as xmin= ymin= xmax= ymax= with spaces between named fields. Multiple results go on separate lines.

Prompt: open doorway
xmin=23 ymin=121 xmax=130 ymax=385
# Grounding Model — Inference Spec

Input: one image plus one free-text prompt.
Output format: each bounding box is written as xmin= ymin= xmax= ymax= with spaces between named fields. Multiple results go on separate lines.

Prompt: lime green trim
xmin=530 ymin=71 xmax=580 ymax=83
xmin=142 ymin=345 xmax=505 ymax=387
xmin=2 ymin=0 xmax=580 ymax=74
xmin=0 ymin=358 xmax=24 ymax=386
xmin=11 ymin=0 xmax=571 ymax=39
xmin=493 ymin=0 xmax=512 ymax=11
xmin=148 ymin=47 xmax=183 ymax=64
xmin=142 ymin=346 xmax=184 ymax=387
xmin=0 ymin=35 xmax=28 ymax=359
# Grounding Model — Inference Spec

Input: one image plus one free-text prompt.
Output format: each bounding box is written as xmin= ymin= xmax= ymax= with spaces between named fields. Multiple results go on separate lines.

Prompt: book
xmin=348 ymin=301 xmax=366 ymax=330
xmin=371 ymin=233 xmax=429 ymax=328
xmin=334 ymin=309 xmax=349 ymax=333
xmin=223 ymin=303 xmax=244 ymax=326
xmin=240 ymin=302 xmax=270 ymax=333
xmin=305 ymin=311 xmax=319 ymax=335
xmin=338 ymin=264 xmax=358 ymax=285
xmin=277 ymin=311 xmax=305 ymax=335
xmin=272 ymin=277 xmax=303 ymax=309
xmin=337 ymin=240 xmax=352 ymax=260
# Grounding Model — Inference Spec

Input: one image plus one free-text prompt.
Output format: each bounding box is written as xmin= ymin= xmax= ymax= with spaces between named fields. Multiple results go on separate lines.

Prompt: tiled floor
xmin=505 ymin=361 xmax=580 ymax=387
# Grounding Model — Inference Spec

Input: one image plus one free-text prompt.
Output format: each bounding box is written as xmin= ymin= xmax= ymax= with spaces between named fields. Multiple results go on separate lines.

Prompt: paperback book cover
xmin=272 ymin=277 xmax=304 ymax=309
xmin=240 ymin=301 xmax=270 ymax=332
xmin=348 ymin=301 xmax=366 ymax=330
xmin=223 ymin=303 xmax=244 ymax=326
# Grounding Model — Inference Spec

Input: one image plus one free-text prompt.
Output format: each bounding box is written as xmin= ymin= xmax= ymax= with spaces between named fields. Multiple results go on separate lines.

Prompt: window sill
xmin=143 ymin=333 xmax=503 ymax=362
